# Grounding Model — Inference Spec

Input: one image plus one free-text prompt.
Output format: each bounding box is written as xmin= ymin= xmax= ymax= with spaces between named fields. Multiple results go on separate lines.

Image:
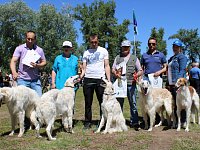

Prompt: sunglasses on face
xmin=90 ymin=41 xmax=98 ymax=44
xmin=148 ymin=43 xmax=156 ymax=46
xmin=63 ymin=46 xmax=71 ymax=49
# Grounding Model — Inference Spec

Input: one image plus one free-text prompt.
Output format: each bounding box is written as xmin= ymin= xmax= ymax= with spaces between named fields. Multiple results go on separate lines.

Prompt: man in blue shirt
xmin=141 ymin=37 xmax=167 ymax=78
xmin=52 ymin=41 xmax=78 ymax=89
xmin=189 ymin=62 xmax=200 ymax=96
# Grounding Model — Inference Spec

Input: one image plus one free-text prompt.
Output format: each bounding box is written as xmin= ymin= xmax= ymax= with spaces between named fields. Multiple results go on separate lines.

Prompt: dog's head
xmin=175 ymin=78 xmax=187 ymax=88
xmin=138 ymin=79 xmax=151 ymax=96
xmin=64 ymin=75 xmax=80 ymax=87
xmin=0 ymin=88 xmax=11 ymax=107
xmin=102 ymin=78 xmax=115 ymax=95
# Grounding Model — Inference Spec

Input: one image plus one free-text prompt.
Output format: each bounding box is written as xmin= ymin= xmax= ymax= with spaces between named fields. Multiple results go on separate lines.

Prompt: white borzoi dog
xmin=138 ymin=79 xmax=173 ymax=131
xmin=95 ymin=79 xmax=128 ymax=134
xmin=175 ymin=78 xmax=200 ymax=132
xmin=31 ymin=75 xmax=79 ymax=140
xmin=0 ymin=85 xmax=39 ymax=137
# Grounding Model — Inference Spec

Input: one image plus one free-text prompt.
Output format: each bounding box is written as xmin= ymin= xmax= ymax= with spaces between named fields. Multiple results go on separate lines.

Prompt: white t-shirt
xmin=82 ymin=46 xmax=109 ymax=79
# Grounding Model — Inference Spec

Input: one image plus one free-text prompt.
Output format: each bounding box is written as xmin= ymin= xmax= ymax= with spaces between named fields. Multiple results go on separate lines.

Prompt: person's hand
xmin=12 ymin=72 xmax=18 ymax=81
xmin=77 ymin=77 xmax=82 ymax=83
xmin=51 ymin=83 xmax=56 ymax=89
xmin=133 ymin=72 xmax=138 ymax=82
xmin=154 ymin=71 xmax=160 ymax=77
xmin=30 ymin=62 xmax=38 ymax=68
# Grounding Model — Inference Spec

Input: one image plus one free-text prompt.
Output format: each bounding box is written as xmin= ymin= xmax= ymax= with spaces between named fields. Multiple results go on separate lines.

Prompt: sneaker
xmin=83 ymin=123 xmax=91 ymax=130
xmin=130 ymin=123 xmax=140 ymax=131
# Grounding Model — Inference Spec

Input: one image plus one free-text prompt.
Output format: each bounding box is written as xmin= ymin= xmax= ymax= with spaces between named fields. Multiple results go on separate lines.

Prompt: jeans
xmin=117 ymin=84 xmax=139 ymax=125
xmin=17 ymin=78 xmax=42 ymax=96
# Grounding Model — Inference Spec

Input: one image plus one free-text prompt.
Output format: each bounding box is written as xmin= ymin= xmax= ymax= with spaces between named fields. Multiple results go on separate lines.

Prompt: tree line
xmin=0 ymin=0 xmax=199 ymax=73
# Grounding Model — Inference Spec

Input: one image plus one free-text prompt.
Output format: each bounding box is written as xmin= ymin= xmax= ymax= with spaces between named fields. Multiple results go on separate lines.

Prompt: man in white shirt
xmin=80 ymin=34 xmax=110 ymax=129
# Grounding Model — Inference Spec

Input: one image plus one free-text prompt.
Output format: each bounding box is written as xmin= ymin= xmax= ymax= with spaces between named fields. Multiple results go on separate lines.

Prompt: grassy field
xmin=1 ymin=87 xmax=200 ymax=150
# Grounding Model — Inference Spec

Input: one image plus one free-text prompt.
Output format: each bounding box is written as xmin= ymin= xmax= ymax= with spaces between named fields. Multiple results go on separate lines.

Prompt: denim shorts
xmin=17 ymin=78 xmax=42 ymax=96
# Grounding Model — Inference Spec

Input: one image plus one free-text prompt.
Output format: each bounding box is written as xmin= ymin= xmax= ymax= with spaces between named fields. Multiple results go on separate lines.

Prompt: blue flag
xmin=133 ymin=10 xmax=138 ymax=35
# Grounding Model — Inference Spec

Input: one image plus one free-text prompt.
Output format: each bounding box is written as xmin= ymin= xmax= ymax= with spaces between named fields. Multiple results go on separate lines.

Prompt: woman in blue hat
xmin=167 ymin=39 xmax=187 ymax=126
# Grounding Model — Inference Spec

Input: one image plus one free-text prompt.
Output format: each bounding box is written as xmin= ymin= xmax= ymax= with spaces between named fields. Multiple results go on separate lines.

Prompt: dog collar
xmin=65 ymin=86 xmax=74 ymax=88
xmin=104 ymin=93 xmax=115 ymax=95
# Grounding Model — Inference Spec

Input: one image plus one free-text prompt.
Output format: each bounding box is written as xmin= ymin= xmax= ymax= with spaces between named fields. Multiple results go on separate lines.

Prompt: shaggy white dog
xmin=31 ymin=75 xmax=79 ymax=140
xmin=138 ymin=80 xmax=173 ymax=131
xmin=95 ymin=79 xmax=128 ymax=134
xmin=175 ymin=78 xmax=200 ymax=132
xmin=0 ymin=85 xmax=39 ymax=137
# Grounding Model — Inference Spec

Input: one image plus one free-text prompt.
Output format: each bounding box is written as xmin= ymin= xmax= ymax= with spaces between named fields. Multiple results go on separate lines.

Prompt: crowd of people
xmin=2 ymin=30 xmax=200 ymax=131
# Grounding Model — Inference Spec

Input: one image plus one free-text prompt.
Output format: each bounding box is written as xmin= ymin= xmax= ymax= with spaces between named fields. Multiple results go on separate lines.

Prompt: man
xmin=141 ymin=37 xmax=167 ymax=78
xmin=10 ymin=30 xmax=46 ymax=97
xmin=52 ymin=41 xmax=78 ymax=89
xmin=141 ymin=37 xmax=167 ymax=124
xmin=79 ymin=34 xmax=110 ymax=129
xmin=112 ymin=40 xmax=143 ymax=130
xmin=189 ymin=62 xmax=200 ymax=97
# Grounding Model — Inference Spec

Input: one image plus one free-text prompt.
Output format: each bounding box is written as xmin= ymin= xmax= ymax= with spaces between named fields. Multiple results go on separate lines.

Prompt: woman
xmin=167 ymin=39 xmax=187 ymax=125
xmin=52 ymin=41 xmax=78 ymax=89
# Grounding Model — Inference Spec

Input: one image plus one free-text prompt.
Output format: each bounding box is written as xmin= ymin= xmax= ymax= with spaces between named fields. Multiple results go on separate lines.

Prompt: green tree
xmin=74 ymin=0 xmax=130 ymax=64
xmin=150 ymin=27 xmax=167 ymax=56
xmin=0 ymin=1 xmax=35 ymax=71
xmin=36 ymin=4 xmax=77 ymax=72
xmin=131 ymin=40 xmax=142 ymax=59
xmin=169 ymin=28 xmax=200 ymax=63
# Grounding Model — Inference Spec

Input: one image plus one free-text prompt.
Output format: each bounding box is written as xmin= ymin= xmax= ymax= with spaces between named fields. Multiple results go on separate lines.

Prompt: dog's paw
xmin=148 ymin=128 xmax=152 ymax=132
xmin=18 ymin=133 xmax=23 ymax=137
xmin=9 ymin=131 xmax=14 ymax=136
xmin=102 ymin=131 xmax=107 ymax=134
xmin=49 ymin=137 xmax=56 ymax=141
xmin=37 ymin=135 xmax=42 ymax=138
xmin=95 ymin=130 xmax=100 ymax=134
xmin=177 ymin=128 xmax=181 ymax=131
xmin=185 ymin=128 xmax=189 ymax=132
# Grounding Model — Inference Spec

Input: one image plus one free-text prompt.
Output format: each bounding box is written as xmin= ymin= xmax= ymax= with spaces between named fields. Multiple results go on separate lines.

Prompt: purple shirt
xmin=13 ymin=43 xmax=46 ymax=80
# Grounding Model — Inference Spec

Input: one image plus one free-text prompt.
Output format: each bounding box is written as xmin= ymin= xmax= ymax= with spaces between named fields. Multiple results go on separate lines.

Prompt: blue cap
xmin=173 ymin=40 xmax=183 ymax=47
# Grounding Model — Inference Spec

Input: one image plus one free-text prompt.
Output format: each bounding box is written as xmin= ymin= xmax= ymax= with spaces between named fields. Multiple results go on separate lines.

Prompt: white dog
xmin=0 ymin=85 xmax=39 ymax=137
xmin=31 ymin=75 xmax=79 ymax=140
xmin=95 ymin=79 xmax=128 ymax=134
xmin=175 ymin=78 xmax=200 ymax=132
xmin=138 ymin=80 xmax=173 ymax=131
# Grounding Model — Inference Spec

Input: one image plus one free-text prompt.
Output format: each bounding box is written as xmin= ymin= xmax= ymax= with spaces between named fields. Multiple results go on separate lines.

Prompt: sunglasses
xmin=90 ymin=41 xmax=98 ymax=44
xmin=63 ymin=46 xmax=71 ymax=49
xmin=148 ymin=43 xmax=156 ymax=46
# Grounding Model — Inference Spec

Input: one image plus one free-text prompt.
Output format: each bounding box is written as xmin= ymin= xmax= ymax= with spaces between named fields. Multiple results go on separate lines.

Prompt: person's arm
xmin=51 ymin=70 xmax=56 ymax=89
xmin=177 ymin=55 xmax=187 ymax=78
xmin=31 ymin=59 xmax=47 ymax=68
xmin=104 ymin=59 xmax=111 ymax=81
xmin=10 ymin=56 xmax=19 ymax=81
xmin=79 ymin=61 xmax=86 ymax=79
xmin=154 ymin=63 xmax=167 ymax=77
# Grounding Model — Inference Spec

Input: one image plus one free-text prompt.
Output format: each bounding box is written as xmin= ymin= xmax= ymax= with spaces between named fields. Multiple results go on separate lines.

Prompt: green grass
xmin=1 ymin=87 xmax=200 ymax=150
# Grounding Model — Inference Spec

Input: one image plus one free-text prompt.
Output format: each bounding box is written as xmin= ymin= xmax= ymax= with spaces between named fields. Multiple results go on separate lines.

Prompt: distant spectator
xmin=4 ymin=73 xmax=10 ymax=87
xmin=189 ymin=62 xmax=200 ymax=96
xmin=0 ymin=71 xmax=3 ymax=87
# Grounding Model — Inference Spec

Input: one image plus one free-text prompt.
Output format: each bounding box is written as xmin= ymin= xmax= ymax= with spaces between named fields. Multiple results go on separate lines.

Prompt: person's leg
xmin=116 ymin=98 xmax=124 ymax=111
xmin=30 ymin=79 xmax=42 ymax=97
xmin=127 ymin=84 xmax=139 ymax=129
xmin=95 ymin=79 xmax=105 ymax=119
xmin=83 ymin=78 xmax=95 ymax=128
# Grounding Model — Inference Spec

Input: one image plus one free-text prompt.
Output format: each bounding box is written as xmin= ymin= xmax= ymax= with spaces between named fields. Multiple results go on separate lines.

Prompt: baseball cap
xmin=62 ymin=41 xmax=72 ymax=47
xmin=121 ymin=40 xmax=131 ymax=47
xmin=173 ymin=40 xmax=183 ymax=47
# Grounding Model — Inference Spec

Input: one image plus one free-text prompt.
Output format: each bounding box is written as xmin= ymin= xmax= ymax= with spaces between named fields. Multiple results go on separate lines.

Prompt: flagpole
xmin=133 ymin=9 xmax=137 ymax=57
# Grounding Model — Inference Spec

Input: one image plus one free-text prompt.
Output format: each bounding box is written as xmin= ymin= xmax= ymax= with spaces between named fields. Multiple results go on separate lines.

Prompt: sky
xmin=1 ymin=0 xmax=200 ymax=59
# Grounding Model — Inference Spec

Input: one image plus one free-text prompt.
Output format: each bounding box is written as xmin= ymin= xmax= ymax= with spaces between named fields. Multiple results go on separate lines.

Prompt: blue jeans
xmin=117 ymin=84 xmax=139 ymax=125
xmin=17 ymin=78 xmax=42 ymax=96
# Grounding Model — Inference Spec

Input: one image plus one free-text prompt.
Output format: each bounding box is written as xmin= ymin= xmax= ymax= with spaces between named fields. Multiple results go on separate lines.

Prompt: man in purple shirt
xmin=10 ymin=31 xmax=46 ymax=96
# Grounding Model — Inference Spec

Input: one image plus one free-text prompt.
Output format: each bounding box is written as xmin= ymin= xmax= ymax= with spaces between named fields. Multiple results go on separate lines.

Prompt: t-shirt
xmin=52 ymin=54 xmax=78 ymax=89
xmin=190 ymin=67 xmax=200 ymax=79
xmin=13 ymin=43 xmax=46 ymax=80
xmin=141 ymin=50 xmax=166 ymax=75
xmin=82 ymin=46 xmax=109 ymax=79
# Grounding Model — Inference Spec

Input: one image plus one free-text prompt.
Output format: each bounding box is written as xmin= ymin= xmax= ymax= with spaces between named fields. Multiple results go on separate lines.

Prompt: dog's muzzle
xmin=142 ymin=87 xmax=148 ymax=95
